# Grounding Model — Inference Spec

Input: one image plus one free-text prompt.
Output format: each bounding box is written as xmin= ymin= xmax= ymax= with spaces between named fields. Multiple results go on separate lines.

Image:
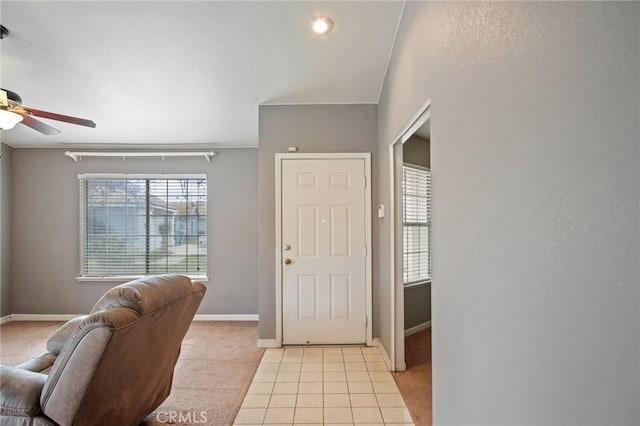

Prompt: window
xmin=402 ymin=164 xmax=431 ymax=284
xmin=79 ymin=175 xmax=207 ymax=277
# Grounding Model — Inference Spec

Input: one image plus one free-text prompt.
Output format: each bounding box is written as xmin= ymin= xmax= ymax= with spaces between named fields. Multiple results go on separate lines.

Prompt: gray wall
xmin=257 ymin=104 xmax=377 ymax=339
xmin=403 ymin=135 xmax=430 ymax=170
xmin=377 ymin=2 xmax=639 ymax=424
xmin=404 ymin=284 xmax=430 ymax=331
xmin=403 ymin=136 xmax=431 ymax=330
xmin=0 ymin=143 xmax=12 ymax=317
xmin=10 ymin=148 xmax=258 ymax=315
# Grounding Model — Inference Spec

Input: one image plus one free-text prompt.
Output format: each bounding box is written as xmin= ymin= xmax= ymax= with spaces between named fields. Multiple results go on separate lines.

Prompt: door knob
xmin=284 ymin=258 xmax=292 ymax=265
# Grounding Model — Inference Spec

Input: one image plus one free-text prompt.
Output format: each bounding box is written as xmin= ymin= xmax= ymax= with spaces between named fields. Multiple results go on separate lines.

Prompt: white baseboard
xmin=3 ymin=313 xmax=258 ymax=323
xmin=257 ymin=339 xmax=279 ymax=348
xmin=193 ymin=314 xmax=258 ymax=321
xmin=405 ymin=320 xmax=431 ymax=337
xmin=372 ymin=337 xmax=393 ymax=372
xmin=10 ymin=314 xmax=83 ymax=322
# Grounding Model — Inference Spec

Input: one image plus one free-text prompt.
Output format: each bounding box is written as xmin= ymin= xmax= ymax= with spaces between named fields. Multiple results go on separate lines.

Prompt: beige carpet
xmin=0 ymin=321 xmax=264 ymax=426
xmin=393 ymin=328 xmax=432 ymax=426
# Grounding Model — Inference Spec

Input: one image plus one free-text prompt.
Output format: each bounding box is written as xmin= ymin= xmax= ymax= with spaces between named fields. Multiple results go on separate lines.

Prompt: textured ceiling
xmin=0 ymin=1 xmax=403 ymax=147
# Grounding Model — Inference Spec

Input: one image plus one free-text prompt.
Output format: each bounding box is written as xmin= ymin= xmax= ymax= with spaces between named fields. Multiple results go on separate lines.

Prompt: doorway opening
xmin=388 ymin=101 xmax=432 ymax=424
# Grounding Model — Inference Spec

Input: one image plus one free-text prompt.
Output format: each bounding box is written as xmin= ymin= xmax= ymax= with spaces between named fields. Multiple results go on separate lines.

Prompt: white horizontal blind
xmin=79 ymin=176 xmax=207 ymax=277
xmin=403 ymin=165 xmax=431 ymax=284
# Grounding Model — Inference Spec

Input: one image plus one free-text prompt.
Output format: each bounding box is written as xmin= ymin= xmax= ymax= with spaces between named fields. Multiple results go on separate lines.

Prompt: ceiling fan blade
xmin=19 ymin=114 xmax=61 ymax=135
xmin=21 ymin=107 xmax=96 ymax=128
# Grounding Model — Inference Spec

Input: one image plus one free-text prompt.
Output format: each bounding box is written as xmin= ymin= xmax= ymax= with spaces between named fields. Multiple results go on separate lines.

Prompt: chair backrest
xmin=39 ymin=275 xmax=206 ymax=426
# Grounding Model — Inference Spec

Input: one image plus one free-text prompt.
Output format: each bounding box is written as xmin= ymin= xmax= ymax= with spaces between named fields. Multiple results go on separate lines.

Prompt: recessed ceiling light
xmin=309 ymin=16 xmax=333 ymax=35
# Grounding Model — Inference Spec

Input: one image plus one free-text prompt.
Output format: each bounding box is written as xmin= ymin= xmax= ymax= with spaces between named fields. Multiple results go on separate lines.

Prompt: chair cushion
xmin=0 ymin=366 xmax=47 ymax=417
xmin=45 ymin=316 xmax=87 ymax=355
xmin=90 ymin=274 xmax=195 ymax=316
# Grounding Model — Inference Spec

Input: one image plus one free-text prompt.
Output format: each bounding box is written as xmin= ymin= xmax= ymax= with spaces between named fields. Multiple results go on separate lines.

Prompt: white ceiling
xmin=0 ymin=1 xmax=403 ymax=148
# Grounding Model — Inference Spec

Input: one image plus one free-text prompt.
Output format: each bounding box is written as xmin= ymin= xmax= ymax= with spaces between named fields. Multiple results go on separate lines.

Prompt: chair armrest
xmin=47 ymin=315 xmax=87 ymax=354
xmin=14 ymin=352 xmax=57 ymax=374
xmin=0 ymin=366 xmax=47 ymax=417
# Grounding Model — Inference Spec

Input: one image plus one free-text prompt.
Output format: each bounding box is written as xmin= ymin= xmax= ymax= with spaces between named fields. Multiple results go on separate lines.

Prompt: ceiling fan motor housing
xmin=1 ymin=88 xmax=22 ymax=106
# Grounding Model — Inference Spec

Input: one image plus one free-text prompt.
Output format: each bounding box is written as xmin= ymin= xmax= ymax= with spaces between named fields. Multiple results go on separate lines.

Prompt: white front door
xmin=281 ymin=158 xmax=368 ymax=344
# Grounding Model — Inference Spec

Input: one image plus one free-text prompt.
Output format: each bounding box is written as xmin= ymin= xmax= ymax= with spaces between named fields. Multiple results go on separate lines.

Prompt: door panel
xmin=330 ymin=274 xmax=351 ymax=319
xmin=281 ymin=158 xmax=366 ymax=344
xmin=297 ymin=275 xmax=319 ymax=320
xmin=297 ymin=205 xmax=318 ymax=257
xmin=330 ymin=205 xmax=351 ymax=256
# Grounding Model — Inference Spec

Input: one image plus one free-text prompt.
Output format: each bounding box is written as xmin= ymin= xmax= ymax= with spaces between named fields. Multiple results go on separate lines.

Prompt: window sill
xmin=75 ymin=275 xmax=209 ymax=283
xmin=404 ymin=280 xmax=431 ymax=290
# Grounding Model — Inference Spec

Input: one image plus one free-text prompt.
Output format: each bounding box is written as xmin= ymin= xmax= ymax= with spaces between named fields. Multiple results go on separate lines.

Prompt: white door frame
xmin=275 ymin=152 xmax=373 ymax=347
xmin=388 ymin=99 xmax=431 ymax=371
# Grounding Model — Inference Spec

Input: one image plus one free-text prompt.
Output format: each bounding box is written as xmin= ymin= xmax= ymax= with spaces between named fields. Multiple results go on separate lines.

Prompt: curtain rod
xmin=64 ymin=151 xmax=216 ymax=162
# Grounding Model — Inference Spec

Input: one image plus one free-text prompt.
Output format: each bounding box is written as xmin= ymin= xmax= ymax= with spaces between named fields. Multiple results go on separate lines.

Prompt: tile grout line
xmin=237 ymin=345 xmax=413 ymax=425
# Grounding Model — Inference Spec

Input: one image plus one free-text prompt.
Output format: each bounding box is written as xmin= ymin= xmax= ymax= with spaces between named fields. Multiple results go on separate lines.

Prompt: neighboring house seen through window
xmin=402 ymin=164 xmax=431 ymax=285
xmin=79 ymin=175 xmax=207 ymax=277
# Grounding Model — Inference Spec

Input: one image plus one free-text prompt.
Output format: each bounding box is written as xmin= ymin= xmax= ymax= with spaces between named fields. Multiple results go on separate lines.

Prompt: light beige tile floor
xmin=234 ymin=346 xmax=414 ymax=426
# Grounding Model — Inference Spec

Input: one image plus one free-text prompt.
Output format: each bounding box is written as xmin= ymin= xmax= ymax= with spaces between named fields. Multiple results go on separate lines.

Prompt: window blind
xmin=402 ymin=165 xmax=431 ymax=284
xmin=79 ymin=175 xmax=207 ymax=277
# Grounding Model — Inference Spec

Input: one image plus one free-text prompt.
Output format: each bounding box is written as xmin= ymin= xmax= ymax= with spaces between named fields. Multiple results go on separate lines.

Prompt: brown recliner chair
xmin=0 ymin=275 xmax=206 ymax=426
